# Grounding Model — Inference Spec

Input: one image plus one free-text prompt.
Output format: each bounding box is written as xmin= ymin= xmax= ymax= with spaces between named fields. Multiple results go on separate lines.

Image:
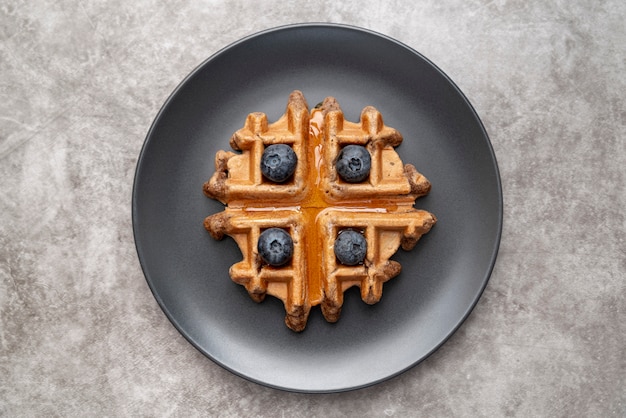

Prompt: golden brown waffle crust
xmin=203 ymin=90 xmax=436 ymax=332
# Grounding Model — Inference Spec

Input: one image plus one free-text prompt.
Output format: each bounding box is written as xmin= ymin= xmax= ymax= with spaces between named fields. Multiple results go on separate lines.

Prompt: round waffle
xmin=204 ymin=91 xmax=436 ymax=331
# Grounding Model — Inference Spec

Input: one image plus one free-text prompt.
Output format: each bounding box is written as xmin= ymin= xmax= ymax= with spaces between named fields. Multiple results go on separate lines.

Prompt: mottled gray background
xmin=1 ymin=0 xmax=624 ymax=416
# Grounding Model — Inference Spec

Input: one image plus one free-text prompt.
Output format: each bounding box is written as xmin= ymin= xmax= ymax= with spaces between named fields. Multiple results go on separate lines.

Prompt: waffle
xmin=203 ymin=91 xmax=309 ymax=205
xmin=204 ymin=91 xmax=436 ymax=331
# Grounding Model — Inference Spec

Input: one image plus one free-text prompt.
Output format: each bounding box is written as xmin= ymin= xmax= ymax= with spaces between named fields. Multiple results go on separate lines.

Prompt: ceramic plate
xmin=133 ymin=24 xmax=502 ymax=393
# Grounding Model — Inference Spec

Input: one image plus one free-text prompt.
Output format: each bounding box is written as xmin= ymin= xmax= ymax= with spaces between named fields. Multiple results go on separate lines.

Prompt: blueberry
xmin=258 ymin=228 xmax=293 ymax=266
xmin=260 ymin=144 xmax=297 ymax=183
xmin=334 ymin=229 xmax=367 ymax=266
xmin=336 ymin=145 xmax=371 ymax=183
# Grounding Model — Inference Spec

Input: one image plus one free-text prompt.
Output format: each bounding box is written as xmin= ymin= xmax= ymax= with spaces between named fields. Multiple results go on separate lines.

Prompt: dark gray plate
xmin=133 ymin=24 xmax=502 ymax=393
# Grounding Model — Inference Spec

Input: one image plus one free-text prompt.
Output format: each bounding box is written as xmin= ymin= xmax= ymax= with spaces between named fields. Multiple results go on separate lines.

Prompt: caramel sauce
xmin=301 ymin=108 xmax=328 ymax=304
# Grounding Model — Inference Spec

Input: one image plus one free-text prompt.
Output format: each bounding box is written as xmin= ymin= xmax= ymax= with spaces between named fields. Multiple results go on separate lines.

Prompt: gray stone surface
xmin=1 ymin=1 xmax=624 ymax=416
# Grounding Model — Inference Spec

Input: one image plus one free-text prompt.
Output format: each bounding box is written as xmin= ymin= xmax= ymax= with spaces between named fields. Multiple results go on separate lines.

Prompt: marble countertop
xmin=2 ymin=1 xmax=624 ymax=416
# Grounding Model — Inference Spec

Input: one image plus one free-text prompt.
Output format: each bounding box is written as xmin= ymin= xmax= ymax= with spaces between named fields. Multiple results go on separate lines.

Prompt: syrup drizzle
xmin=301 ymin=107 xmax=327 ymax=304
